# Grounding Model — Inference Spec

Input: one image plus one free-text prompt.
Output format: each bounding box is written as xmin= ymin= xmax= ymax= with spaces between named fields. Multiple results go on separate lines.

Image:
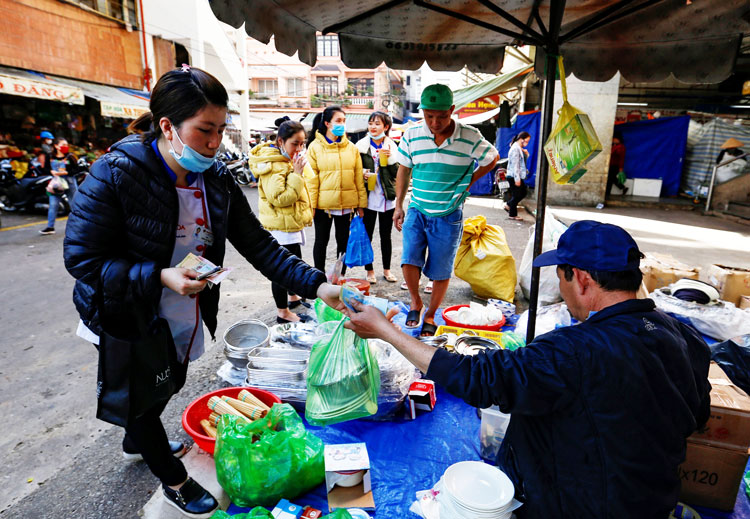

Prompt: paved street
xmin=0 ymin=187 xmax=534 ymax=518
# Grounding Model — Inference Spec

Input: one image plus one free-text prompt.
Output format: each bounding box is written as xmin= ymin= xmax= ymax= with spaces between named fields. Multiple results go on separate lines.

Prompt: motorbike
xmin=221 ymin=152 xmax=255 ymax=186
xmin=75 ymin=156 xmax=90 ymax=185
xmin=0 ymin=159 xmax=70 ymax=219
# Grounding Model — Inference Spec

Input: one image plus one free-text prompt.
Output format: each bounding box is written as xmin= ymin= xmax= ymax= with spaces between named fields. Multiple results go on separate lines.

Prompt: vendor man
xmin=394 ymin=83 xmax=498 ymax=336
xmin=346 ymin=220 xmax=711 ymax=518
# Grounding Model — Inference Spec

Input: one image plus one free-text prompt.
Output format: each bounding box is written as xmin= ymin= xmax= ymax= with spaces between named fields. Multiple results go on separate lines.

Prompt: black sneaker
xmin=162 ymin=478 xmax=218 ymax=518
xmin=39 ymin=227 xmax=55 ymax=235
xmin=123 ymin=440 xmax=188 ymax=462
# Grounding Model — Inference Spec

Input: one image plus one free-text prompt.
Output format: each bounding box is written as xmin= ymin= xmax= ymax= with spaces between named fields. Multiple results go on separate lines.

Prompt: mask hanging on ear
xmin=168 ymin=127 xmax=217 ymax=172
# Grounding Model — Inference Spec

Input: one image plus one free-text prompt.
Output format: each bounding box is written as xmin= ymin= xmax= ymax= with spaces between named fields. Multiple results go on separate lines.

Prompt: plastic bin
xmin=480 ymin=406 xmax=511 ymax=462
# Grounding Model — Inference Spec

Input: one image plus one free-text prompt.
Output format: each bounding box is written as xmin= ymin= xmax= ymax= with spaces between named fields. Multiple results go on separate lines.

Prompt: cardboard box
xmin=301 ymin=507 xmax=323 ymax=519
xmin=740 ymin=295 xmax=750 ymax=310
xmin=324 ymin=443 xmax=375 ymax=512
xmin=708 ymin=264 xmax=750 ymax=306
xmin=640 ymin=253 xmax=700 ymax=293
xmin=691 ymin=363 xmax=750 ymax=450
xmin=406 ymin=380 xmax=437 ymax=419
xmin=679 ymin=440 xmax=749 ymax=511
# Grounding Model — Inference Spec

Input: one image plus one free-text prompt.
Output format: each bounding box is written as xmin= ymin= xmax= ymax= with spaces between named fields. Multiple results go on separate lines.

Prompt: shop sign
xmin=100 ymin=101 xmax=149 ymax=119
xmin=456 ymin=95 xmax=500 ymax=118
xmin=0 ymin=73 xmax=84 ymax=105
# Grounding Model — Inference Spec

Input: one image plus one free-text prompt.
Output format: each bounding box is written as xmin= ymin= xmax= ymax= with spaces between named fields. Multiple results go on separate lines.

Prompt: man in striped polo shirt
xmin=395 ymin=84 xmax=498 ymax=336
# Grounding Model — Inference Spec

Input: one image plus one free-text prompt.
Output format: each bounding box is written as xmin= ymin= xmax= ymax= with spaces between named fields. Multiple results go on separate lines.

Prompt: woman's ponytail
xmin=128 ymin=112 xmax=153 ymax=135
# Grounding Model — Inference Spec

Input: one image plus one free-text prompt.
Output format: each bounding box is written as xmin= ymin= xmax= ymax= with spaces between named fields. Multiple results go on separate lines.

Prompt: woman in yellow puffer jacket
xmin=248 ymin=119 xmax=314 ymax=323
xmin=306 ymin=105 xmax=367 ymax=274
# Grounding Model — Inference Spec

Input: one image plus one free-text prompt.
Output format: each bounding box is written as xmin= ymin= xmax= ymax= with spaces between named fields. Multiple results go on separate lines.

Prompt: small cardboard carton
xmin=691 ymin=363 xmax=750 ymax=450
xmin=740 ymin=295 xmax=750 ymax=310
xmin=406 ymin=380 xmax=437 ymax=419
xmin=324 ymin=443 xmax=375 ymax=512
xmin=640 ymin=253 xmax=700 ymax=293
xmin=271 ymin=499 xmax=304 ymax=519
xmin=707 ymin=264 xmax=750 ymax=306
xmin=679 ymin=440 xmax=749 ymax=511
xmin=301 ymin=506 xmax=323 ymax=519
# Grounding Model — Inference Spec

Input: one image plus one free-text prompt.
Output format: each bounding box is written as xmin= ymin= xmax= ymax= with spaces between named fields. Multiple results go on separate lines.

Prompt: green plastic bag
xmin=306 ymin=318 xmax=380 ymax=426
xmin=214 ymin=404 xmax=325 ymax=507
xmin=501 ymin=331 xmax=526 ymax=351
xmin=745 ymin=469 xmax=750 ymax=499
xmin=211 ymin=509 xmax=353 ymax=519
xmin=616 ymin=170 xmax=627 ymax=186
xmin=315 ymin=297 xmax=344 ymax=323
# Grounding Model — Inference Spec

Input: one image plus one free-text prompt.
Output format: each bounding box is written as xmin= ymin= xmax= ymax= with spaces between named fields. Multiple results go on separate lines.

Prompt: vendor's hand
xmin=292 ymin=152 xmax=307 ymax=175
xmin=316 ymin=282 xmax=346 ymax=313
xmin=393 ymin=206 xmax=405 ymax=232
xmin=161 ymin=267 xmax=208 ymax=296
xmin=358 ymin=208 xmax=365 ymax=218
xmin=343 ymin=300 xmax=399 ymax=339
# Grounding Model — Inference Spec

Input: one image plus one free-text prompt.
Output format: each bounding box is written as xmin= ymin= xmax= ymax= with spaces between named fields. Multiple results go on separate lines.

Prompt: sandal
xmin=383 ymin=273 xmax=397 ymax=283
xmin=405 ymin=308 xmax=424 ymax=329
xmin=424 ymin=281 xmax=434 ymax=294
xmin=400 ymin=281 xmax=410 ymax=290
xmin=507 ymin=216 xmax=523 ymax=221
xmin=420 ymin=321 xmax=438 ymax=337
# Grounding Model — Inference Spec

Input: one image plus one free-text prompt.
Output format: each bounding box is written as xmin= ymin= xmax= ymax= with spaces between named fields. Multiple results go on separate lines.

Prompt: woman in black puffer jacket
xmin=63 ymin=67 xmax=342 ymax=518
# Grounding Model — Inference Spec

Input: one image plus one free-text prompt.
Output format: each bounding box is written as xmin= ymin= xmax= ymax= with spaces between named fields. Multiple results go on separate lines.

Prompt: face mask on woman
xmin=330 ymin=123 xmax=346 ymax=137
xmin=370 ymin=131 xmax=385 ymax=141
xmin=59 ymin=145 xmax=70 ymax=154
xmin=168 ymin=127 xmax=217 ymax=172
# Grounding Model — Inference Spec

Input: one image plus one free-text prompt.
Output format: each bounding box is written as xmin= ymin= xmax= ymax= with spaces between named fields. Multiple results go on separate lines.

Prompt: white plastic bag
xmin=519 ymin=213 xmax=568 ymax=304
xmin=514 ymin=302 xmax=572 ymax=340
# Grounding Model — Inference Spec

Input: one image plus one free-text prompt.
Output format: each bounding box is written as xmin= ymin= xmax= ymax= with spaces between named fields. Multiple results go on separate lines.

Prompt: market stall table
xmin=224 ymin=388 xmax=750 ymax=518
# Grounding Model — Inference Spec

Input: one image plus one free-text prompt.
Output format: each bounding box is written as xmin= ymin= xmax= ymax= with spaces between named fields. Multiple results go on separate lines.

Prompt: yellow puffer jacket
xmin=307 ymin=132 xmax=367 ymax=211
xmin=247 ymin=143 xmax=313 ymax=232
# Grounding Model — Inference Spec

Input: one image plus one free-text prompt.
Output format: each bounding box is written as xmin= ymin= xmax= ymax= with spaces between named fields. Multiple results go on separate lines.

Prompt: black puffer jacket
xmin=64 ymin=134 xmax=326 ymax=338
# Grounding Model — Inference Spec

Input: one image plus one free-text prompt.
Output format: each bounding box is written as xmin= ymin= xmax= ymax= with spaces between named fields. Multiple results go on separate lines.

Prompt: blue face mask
xmin=330 ymin=123 xmax=346 ymax=137
xmin=280 ymin=147 xmax=291 ymax=160
xmin=370 ymin=131 xmax=385 ymax=141
xmin=168 ymin=127 xmax=216 ymax=172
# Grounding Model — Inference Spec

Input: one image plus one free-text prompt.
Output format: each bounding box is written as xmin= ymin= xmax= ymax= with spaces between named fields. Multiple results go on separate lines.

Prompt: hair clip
xmin=181 ymin=64 xmax=191 ymax=73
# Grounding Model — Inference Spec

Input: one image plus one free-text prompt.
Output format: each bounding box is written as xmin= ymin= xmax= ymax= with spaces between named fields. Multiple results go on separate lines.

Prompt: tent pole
xmin=525 ymin=50 xmax=558 ymax=344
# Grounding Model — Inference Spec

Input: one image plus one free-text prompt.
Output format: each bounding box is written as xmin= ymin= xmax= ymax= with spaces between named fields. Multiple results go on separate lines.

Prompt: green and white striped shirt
xmin=397 ymin=121 xmax=498 ymax=216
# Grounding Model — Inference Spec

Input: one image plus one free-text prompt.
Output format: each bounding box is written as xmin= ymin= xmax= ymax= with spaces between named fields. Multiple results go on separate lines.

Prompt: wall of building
xmin=544 ymin=73 xmax=620 ymax=206
xmin=0 ymin=0 xmax=143 ymax=88
xmin=152 ymin=36 xmax=176 ymax=81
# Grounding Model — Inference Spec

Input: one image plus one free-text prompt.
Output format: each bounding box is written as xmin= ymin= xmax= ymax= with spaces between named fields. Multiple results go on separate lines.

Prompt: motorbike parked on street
xmin=221 ymin=151 xmax=255 ymax=186
xmin=0 ymin=159 xmax=70 ymax=223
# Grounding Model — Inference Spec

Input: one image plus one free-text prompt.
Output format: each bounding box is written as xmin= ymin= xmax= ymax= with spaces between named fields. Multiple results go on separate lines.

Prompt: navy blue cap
xmin=532 ymin=220 xmax=642 ymax=271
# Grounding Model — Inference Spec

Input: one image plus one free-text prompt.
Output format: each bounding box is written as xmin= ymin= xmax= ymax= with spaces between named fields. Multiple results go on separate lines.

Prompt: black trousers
xmin=606 ymin=166 xmax=626 ymax=196
xmin=313 ymin=209 xmax=351 ymax=275
xmin=507 ymin=179 xmax=527 ymax=217
xmin=363 ymin=208 xmax=394 ymax=271
xmin=272 ymin=242 xmax=303 ymax=309
xmin=122 ymin=361 xmax=189 ymax=487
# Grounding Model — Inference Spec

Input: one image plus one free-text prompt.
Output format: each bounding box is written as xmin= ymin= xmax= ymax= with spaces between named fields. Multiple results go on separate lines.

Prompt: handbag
xmin=96 ymin=306 xmax=187 ymax=427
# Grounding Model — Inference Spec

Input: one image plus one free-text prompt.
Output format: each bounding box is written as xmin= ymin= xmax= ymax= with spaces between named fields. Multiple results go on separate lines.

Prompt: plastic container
xmin=182 ymin=386 xmax=282 ymax=455
xmin=480 ymin=406 xmax=511 ymax=462
xmin=336 ymin=278 xmax=370 ymax=295
xmin=442 ymin=305 xmax=505 ymax=331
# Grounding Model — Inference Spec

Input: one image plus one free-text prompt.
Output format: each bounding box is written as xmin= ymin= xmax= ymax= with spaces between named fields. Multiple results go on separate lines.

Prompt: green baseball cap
xmin=418 ymin=84 xmax=454 ymax=111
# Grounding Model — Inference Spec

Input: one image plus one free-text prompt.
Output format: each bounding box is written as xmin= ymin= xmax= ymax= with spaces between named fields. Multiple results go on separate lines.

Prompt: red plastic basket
xmin=182 ymin=386 xmax=281 ymax=455
xmin=441 ymin=304 xmax=505 ymax=331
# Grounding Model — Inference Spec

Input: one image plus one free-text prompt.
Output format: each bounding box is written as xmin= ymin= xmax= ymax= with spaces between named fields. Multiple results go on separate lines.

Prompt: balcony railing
xmin=349 ymin=96 xmax=374 ymax=106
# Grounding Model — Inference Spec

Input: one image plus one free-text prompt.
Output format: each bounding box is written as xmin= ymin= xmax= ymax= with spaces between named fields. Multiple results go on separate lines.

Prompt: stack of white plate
xmin=442 ymin=461 xmax=515 ymax=518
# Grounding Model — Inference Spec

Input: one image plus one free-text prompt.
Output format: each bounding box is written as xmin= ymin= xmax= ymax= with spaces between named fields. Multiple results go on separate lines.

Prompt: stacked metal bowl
xmin=223 ymin=319 xmax=270 ymax=369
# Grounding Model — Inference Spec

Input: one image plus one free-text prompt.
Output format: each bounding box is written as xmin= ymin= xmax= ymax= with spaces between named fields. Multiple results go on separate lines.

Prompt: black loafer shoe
xmin=163 ymin=478 xmax=218 ymax=518
xmin=123 ymin=440 xmax=188 ymax=462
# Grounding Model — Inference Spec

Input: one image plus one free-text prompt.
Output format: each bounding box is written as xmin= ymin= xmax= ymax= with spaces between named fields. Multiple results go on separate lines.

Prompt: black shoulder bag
xmin=96 ymin=305 xmax=187 ymax=427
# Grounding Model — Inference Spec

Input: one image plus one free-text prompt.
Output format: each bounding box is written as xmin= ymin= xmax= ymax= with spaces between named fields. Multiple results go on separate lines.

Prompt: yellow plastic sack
xmin=543 ymin=56 xmax=602 ymax=185
xmin=454 ymin=215 xmax=516 ymax=302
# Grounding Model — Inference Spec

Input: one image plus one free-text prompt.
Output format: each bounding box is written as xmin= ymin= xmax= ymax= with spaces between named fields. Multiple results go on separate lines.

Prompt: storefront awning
xmin=452 ymin=65 xmax=533 ymax=112
xmin=0 ymin=66 xmax=150 ymax=119
xmin=0 ymin=66 xmax=84 ymax=105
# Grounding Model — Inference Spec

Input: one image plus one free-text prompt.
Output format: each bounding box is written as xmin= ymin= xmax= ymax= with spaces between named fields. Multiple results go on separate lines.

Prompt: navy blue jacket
xmin=63 ymin=134 xmax=326 ymax=338
xmin=426 ymin=299 xmax=711 ymax=519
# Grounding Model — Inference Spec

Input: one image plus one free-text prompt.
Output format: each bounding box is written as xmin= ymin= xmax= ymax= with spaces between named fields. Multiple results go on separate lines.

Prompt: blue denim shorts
xmin=401 ymin=206 xmax=463 ymax=281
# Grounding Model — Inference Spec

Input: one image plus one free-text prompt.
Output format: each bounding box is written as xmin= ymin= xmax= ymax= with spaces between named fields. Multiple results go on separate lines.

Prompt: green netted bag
xmin=315 ymin=297 xmax=344 ymax=323
xmin=306 ymin=318 xmax=380 ymax=426
xmin=214 ymin=404 xmax=324 ymax=507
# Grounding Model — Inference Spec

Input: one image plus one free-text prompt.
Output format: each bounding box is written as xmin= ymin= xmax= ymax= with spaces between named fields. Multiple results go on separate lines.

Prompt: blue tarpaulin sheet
xmin=496 ymin=111 xmax=541 ymax=188
xmin=468 ymin=167 xmax=495 ymax=195
xmin=616 ymin=115 xmax=690 ymax=197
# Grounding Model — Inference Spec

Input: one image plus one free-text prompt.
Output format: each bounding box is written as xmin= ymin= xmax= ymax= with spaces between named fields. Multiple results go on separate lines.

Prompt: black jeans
xmin=313 ymin=209 xmax=351 ymax=275
xmin=122 ymin=361 xmax=189 ymax=487
xmin=272 ymin=242 xmax=303 ymax=309
xmin=363 ymin=208 xmax=394 ymax=271
xmin=507 ymin=179 xmax=527 ymax=217
xmin=606 ymin=166 xmax=626 ymax=196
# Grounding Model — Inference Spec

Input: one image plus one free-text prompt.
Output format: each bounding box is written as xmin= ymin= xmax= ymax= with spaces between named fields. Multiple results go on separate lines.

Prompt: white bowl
xmin=443 ymin=461 xmax=514 ymax=511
